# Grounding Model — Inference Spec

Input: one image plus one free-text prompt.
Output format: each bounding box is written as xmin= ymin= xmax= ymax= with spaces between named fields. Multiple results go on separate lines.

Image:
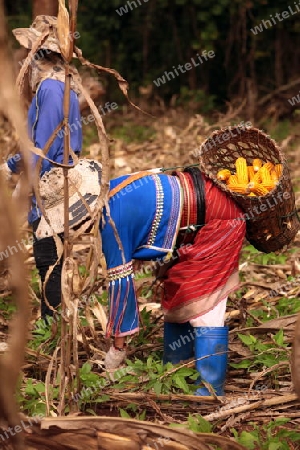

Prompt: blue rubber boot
xmin=163 ymin=322 xmax=195 ymax=364
xmin=194 ymin=326 xmax=229 ymax=396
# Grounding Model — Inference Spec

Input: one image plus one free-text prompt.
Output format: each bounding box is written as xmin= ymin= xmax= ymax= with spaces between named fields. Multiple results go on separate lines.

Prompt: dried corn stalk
xmin=0 ymin=1 xmax=31 ymax=448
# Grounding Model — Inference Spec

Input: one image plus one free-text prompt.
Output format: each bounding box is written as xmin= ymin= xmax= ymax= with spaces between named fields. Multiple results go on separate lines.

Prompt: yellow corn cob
xmin=248 ymin=182 xmax=269 ymax=196
xmin=275 ymin=163 xmax=283 ymax=178
xmin=235 ymin=157 xmax=248 ymax=184
xmin=247 ymin=166 xmax=255 ymax=181
xmin=253 ymin=185 xmax=269 ymax=196
xmin=217 ymin=169 xmax=231 ymax=181
xmin=227 ymin=183 xmax=250 ymax=194
xmin=263 ymin=161 xmax=275 ymax=173
xmin=260 ymin=166 xmax=272 ymax=183
xmin=252 ymin=169 xmax=262 ymax=183
xmin=261 ymin=182 xmax=275 ymax=192
xmin=270 ymin=169 xmax=279 ymax=183
xmin=227 ymin=174 xmax=238 ymax=185
xmin=253 ymin=158 xmax=263 ymax=172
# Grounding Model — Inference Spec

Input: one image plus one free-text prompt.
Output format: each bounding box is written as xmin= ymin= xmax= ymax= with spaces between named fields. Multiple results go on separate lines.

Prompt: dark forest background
xmin=4 ymin=0 xmax=300 ymax=121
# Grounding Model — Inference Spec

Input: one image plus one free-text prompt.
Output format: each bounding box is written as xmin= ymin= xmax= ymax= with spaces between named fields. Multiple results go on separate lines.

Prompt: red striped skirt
xmin=162 ymin=175 xmax=246 ymax=323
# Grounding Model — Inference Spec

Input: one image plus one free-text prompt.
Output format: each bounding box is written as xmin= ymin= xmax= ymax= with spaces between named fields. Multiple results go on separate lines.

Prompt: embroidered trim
xmin=138 ymin=244 xmax=173 ymax=252
xmin=163 ymin=176 xmax=182 ymax=249
xmin=176 ymin=171 xmax=197 ymax=229
xmin=107 ymin=261 xmax=134 ymax=281
xmin=147 ymin=175 xmax=164 ymax=246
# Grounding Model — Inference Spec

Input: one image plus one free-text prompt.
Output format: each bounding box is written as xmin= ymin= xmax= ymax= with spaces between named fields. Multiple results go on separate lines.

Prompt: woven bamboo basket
xmin=198 ymin=126 xmax=300 ymax=253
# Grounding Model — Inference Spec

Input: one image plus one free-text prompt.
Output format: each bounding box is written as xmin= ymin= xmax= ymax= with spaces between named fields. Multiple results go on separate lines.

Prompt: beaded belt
xmin=107 ymin=261 xmax=134 ymax=282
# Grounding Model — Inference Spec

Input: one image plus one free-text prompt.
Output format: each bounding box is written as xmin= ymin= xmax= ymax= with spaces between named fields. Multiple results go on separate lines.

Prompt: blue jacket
xmin=7 ymin=78 xmax=82 ymax=224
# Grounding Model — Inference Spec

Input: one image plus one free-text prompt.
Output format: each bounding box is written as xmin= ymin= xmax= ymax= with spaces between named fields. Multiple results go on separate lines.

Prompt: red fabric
xmin=162 ymin=176 xmax=246 ymax=320
xmin=176 ymin=171 xmax=197 ymax=228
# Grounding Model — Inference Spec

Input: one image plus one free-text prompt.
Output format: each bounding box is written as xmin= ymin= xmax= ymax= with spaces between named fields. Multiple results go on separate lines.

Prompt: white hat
xmin=35 ymin=159 xmax=102 ymax=239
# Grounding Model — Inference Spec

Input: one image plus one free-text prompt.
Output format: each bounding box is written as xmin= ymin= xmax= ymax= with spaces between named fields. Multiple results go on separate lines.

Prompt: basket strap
xmin=108 ymin=170 xmax=154 ymax=198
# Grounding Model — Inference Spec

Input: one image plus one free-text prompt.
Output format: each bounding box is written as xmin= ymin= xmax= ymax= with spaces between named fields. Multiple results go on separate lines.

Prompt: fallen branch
xmin=203 ymin=393 xmax=299 ymax=421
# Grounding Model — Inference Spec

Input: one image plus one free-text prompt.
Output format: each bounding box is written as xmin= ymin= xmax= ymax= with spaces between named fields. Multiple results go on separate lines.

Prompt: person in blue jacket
xmin=2 ymin=16 xmax=82 ymax=318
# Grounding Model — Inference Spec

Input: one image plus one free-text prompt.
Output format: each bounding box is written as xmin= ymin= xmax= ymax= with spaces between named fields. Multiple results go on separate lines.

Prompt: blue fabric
xmin=194 ymin=326 xmax=229 ymax=396
xmin=107 ymin=276 xmax=139 ymax=337
xmin=101 ymin=173 xmax=182 ymax=336
xmin=7 ymin=79 xmax=82 ymax=224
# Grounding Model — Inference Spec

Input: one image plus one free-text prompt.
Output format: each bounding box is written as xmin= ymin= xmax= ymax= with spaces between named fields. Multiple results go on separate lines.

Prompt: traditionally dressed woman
xmin=101 ymin=167 xmax=246 ymax=396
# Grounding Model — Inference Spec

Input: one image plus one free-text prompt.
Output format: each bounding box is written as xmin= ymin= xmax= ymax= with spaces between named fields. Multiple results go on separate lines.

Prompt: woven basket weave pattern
xmin=199 ymin=127 xmax=299 ymax=253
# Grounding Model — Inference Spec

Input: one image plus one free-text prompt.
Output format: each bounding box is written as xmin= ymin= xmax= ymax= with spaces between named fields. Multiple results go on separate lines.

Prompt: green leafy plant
xmin=17 ymin=378 xmax=58 ymax=417
xmin=0 ymin=294 xmax=16 ymax=321
xmin=130 ymin=307 xmax=160 ymax=349
xmin=79 ymin=362 xmax=102 ymax=387
xmin=276 ymin=296 xmax=300 ymax=316
xmin=241 ymin=245 xmax=287 ymax=266
xmin=28 ymin=316 xmax=61 ymax=353
xmin=231 ymin=418 xmax=300 ymax=449
xmin=247 ymin=297 xmax=300 ymax=327
xmin=231 ymin=329 xmax=289 ymax=371
xmin=185 ymin=414 xmax=213 ymax=434
xmin=70 ymin=362 xmax=107 ymax=407
xmin=110 ymin=356 xmax=199 ymax=395
xmin=30 ymin=267 xmax=41 ymax=296
xmin=120 ymin=404 xmax=147 ymax=421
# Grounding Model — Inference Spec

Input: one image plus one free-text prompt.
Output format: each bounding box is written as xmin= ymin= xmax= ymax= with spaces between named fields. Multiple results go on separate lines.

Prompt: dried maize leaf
xmin=57 ymin=0 xmax=70 ymax=60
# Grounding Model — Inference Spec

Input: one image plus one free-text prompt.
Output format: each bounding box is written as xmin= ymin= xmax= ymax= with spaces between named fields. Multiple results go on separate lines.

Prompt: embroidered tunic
xmin=101 ymin=173 xmax=183 ymax=337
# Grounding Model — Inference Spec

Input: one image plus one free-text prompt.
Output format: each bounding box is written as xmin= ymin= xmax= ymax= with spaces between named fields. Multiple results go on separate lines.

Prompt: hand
xmin=0 ymin=163 xmax=12 ymax=182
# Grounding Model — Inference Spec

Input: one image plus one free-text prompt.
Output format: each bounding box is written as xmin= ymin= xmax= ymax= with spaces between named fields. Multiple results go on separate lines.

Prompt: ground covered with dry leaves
xmin=0 ymin=107 xmax=300 ymax=449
